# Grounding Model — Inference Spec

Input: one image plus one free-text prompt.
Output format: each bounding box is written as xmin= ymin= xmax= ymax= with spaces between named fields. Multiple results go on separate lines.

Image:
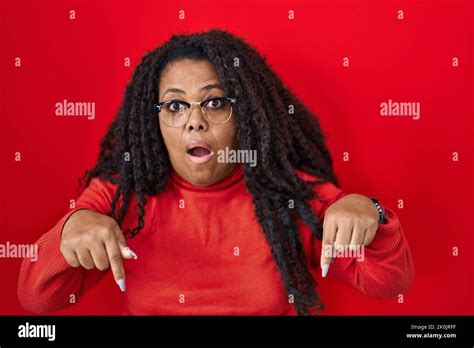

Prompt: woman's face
xmin=158 ymin=58 xmax=239 ymax=186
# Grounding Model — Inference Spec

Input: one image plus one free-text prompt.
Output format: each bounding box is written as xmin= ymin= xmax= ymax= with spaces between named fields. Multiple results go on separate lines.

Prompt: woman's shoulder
xmin=77 ymin=176 xmax=120 ymax=208
xmin=293 ymin=168 xmax=332 ymax=188
xmin=293 ymin=168 xmax=320 ymax=182
xmin=293 ymin=168 xmax=345 ymax=205
xmin=84 ymin=175 xmax=119 ymax=192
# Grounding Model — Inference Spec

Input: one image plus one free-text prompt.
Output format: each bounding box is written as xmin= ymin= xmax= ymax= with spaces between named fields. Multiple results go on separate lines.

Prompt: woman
xmin=18 ymin=29 xmax=414 ymax=316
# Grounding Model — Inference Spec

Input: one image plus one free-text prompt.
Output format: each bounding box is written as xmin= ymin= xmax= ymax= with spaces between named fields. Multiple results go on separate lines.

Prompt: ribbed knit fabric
xmin=18 ymin=164 xmax=414 ymax=314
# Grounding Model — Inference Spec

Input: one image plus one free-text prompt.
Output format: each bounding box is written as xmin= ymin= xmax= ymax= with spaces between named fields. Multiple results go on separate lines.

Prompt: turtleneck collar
xmin=170 ymin=164 xmax=244 ymax=192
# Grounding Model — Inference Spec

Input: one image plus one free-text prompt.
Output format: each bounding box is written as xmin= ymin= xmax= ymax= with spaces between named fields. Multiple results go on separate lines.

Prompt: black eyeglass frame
xmin=153 ymin=97 xmax=238 ymax=127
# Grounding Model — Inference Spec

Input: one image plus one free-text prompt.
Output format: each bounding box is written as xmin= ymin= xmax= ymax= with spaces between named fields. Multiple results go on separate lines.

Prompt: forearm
xmin=17 ymin=208 xmax=107 ymax=313
xmin=323 ymin=207 xmax=414 ymax=298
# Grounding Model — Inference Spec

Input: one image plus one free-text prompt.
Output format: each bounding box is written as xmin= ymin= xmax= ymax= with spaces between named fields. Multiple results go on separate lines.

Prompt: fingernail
xmin=322 ymin=263 xmax=330 ymax=278
xmin=124 ymin=247 xmax=138 ymax=259
xmin=117 ymin=279 xmax=126 ymax=292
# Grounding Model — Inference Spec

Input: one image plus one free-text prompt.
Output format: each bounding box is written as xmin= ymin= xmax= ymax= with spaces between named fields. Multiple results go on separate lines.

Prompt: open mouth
xmin=187 ymin=147 xmax=211 ymax=157
xmin=185 ymin=141 xmax=215 ymax=164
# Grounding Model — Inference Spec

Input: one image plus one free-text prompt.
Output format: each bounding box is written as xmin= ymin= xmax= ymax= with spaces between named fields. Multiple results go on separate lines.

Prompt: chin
xmin=190 ymin=175 xmax=213 ymax=186
xmin=185 ymin=165 xmax=217 ymax=186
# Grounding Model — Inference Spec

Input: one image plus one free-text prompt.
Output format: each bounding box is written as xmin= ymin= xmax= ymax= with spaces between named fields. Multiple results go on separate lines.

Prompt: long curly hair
xmin=80 ymin=29 xmax=339 ymax=316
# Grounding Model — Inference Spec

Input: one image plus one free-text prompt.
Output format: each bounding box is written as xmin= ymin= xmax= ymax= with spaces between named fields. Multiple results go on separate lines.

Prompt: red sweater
xmin=18 ymin=164 xmax=414 ymax=315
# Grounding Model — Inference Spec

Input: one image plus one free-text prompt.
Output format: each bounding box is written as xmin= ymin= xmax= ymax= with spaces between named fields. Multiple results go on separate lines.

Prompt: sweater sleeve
xmin=17 ymin=177 xmax=118 ymax=313
xmin=310 ymin=181 xmax=415 ymax=298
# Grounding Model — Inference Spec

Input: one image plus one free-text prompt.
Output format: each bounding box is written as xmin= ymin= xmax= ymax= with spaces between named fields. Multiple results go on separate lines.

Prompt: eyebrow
xmin=162 ymin=83 xmax=225 ymax=99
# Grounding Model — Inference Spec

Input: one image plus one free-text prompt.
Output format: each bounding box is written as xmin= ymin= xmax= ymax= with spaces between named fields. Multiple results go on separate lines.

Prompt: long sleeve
xmin=17 ymin=178 xmax=118 ymax=313
xmin=310 ymin=180 xmax=415 ymax=298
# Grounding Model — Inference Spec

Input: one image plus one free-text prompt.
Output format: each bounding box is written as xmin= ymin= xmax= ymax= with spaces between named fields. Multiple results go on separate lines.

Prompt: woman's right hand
xmin=60 ymin=209 xmax=138 ymax=292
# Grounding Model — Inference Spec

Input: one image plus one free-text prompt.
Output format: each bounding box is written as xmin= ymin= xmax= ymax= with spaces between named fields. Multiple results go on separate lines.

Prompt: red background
xmin=1 ymin=0 xmax=472 ymax=315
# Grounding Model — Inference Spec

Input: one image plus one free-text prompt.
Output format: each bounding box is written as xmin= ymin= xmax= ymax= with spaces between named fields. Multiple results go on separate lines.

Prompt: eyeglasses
xmin=154 ymin=97 xmax=237 ymax=128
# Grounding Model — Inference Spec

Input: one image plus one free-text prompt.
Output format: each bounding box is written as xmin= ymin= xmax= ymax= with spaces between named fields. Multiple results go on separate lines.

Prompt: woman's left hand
xmin=320 ymin=193 xmax=381 ymax=277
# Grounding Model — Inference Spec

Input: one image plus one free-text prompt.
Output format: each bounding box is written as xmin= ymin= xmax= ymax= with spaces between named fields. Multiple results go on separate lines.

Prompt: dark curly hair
xmin=80 ymin=29 xmax=339 ymax=316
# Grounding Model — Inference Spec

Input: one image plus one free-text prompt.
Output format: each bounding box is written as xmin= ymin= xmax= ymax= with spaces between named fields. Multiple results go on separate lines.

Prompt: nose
xmin=185 ymin=104 xmax=209 ymax=132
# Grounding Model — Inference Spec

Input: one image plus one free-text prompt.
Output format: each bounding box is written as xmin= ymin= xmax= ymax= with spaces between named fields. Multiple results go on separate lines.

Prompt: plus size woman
xmin=18 ymin=29 xmax=414 ymax=316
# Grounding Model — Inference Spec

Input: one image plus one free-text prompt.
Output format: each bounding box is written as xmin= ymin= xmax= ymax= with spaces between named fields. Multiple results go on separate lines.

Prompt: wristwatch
xmin=370 ymin=197 xmax=388 ymax=224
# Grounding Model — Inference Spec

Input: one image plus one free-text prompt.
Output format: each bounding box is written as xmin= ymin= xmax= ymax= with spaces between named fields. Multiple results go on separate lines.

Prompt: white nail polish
xmin=124 ymin=247 xmax=138 ymax=259
xmin=129 ymin=248 xmax=138 ymax=259
xmin=322 ymin=263 xmax=330 ymax=278
xmin=117 ymin=279 xmax=126 ymax=292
